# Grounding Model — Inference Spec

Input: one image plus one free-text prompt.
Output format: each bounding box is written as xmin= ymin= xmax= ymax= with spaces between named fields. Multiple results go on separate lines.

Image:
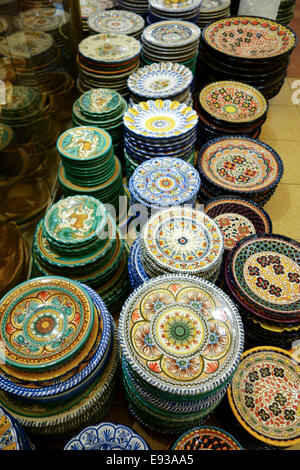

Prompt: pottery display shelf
xmin=197 ymin=0 xmax=231 ymax=30
xmin=197 ymin=16 xmax=297 ymax=100
xmin=147 ymin=0 xmax=202 ymax=26
xmin=0 ymin=277 xmax=120 ymax=439
xmin=88 ymin=9 xmax=145 ymax=39
xmin=118 ymin=274 xmax=244 ymax=434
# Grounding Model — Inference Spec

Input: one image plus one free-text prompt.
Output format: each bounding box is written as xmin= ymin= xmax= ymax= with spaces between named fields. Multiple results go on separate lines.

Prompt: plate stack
xmin=128 ymin=237 xmax=150 ymax=290
xmin=31 ymin=195 xmax=130 ymax=316
xmin=88 ymin=10 xmax=145 ymax=39
xmin=127 ymin=62 xmax=194 ymax=106
xmin=72 ymin=88 xmax=128 ymax=164
xmin=80 ymin=0 xmax=118 ymax=35
xmin=56 ymin=126 xmax=126 ymax=222
xmin=197 ymin=17 xmax=297 ymax=100
xmin=141 ymin=20 xmax=201 ymax=73
xmin=276 ymin=0 xmax=296 ymax=25
xmin=0 ymin=406 xmax=35 ymax=450
xmin=197 ymin=136 xmax=284 ymax=207
xmin=197 ymin=0 xmax=231 ymax=30
xmin=0 ymin=277 xmax=121 ymax=439
xmin=225 ymin=234 xmax=300 ymax=351
xmin=195 ymin=81 xmax=269 ymax=146
xmin=77 ymin=33 xmax=142 ymax=99
xmin=118 ymin=0 xmax=149 ymax=19
xmin=140 ymin=206 xmax=225 ymax=282
xmin=147 ymin=0 xmax=202 ymax=25
xmin=123 ymin=99 xmax=199 ymax=179
xmin=118 ymin=274 xmax=244 ymax=434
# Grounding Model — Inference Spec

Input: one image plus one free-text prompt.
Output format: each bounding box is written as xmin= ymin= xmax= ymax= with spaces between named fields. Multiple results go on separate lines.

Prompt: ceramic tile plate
xmin=141 ymin=206 xmax=224 ymax=274
xmin=0 ymin=31 xmax=54 ymax=58
xmin=78 ymin=33 xmax=142 ymax=63
xmin=171 ymin=425 xmax=243 ymax=450
xmin=64 ymin=422 xmax=151 ymax=450
xmin=118 ymin=274 xmax=244 ymax=396
xmin=202 ymin=17 xmax=297 ymax=60
xmin=199 ymin=81 xmax=268 ymax=124
xmin=123 ymin=99 xmax=198 ymax=138
xmin=0 ymin=277 xmax=95 ymax=370
xmin=127 ymin=62 xmax=193 ymax=99
xmin=88 ymin=10 xmax=144 ymax=35
xmin=198 ymin=137 xmax=283 ymax=195
xmin=228 ymin=346 xmax=300 ymax=447
xmin=57 ymin=126 xmax=112 ymax=161
xmin=227 ymin=234 xmax=300 ymax=318
xmin=143 ymin=21 xmax=200 ymax=48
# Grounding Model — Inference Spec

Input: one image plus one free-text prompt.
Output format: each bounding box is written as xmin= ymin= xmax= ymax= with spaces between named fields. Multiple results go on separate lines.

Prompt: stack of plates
xmin=277 ymin=0 xmax=296 ymax=25
xmin=0 ymin=277 xmax=120 ymax=438
xmin=198 ymin=0 xmax=231 ymax=29
xmin=72 ymin=88 xmax=128 ymax=163
xmin=171 ymin=426 xmax=243 ymax=450
xmin=118 ymin=274 xmax=244 ymax=434
xmin=147 ymin=0 xmax=202 ymax=25
xmin=224 ymin=234 xmax=300 ymax=351
xmin=128 ymin=237 xmax=150 ymax=290
xmin=228 ymin=346 xmax=300 ymax=449
xmin=118 ymin=0 xmax=149 ymax=18
xmin=141 ymin=20 xmax=201 ymax=73
xmin=0 ymin=406 xmax=34 ymax=450
xmin=197 ymin=136 xmax=284 ymax=207
xmin=127 ymin=62 xmax=194 ymax=106
xmin=77 ymin=33 xmax=142 ymax=99
xmin=123 ymin=99 xmax=199 ymax=172
xmin=140 ymin=206 xmax=224 ymax=282
xmin=56 ymin=126 xmax=126 ymax=219
xmin=88 ymin=10 xmax=145 ymax=39
xmin=80 ymin=0 xmax=118 ymax=35
xmin=64 ymin=422 xmax=151 ymax=450
xmin=128 ymin=156 xmax=201 ymax=212
xmin=195 ymin=80 xmax=269 ymax=145
xmin=0 ymin=16 xmax=10 ymax=36
xmin=197 ymin=17 xmax=297 ymax=100
xmin=31 ymin=195 xmax=130 ymax=316
xmin=0 ymin=0 xmax=17 ymax=17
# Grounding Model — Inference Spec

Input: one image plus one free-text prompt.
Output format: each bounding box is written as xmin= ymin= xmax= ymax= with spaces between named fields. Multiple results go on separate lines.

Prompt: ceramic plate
xmin=0 ymin=277 xmax=95 ymax=370
xmin=118 ymin=274 xmax=244 ymax=396
xmin=16 ymin=8 xmax=70 ymax=31
xmin=78 ymin=33 xmax=142 ymax=63
xmin=228 ymin=346 xmax=300 ymax=447
xmin=64 ymin=422 xmax=151 ymax=450
xmin=88 ymin=10 xmax=144 ymax=35
xmin=171 ymin=425 xmax=243 ymax=449
xmin=0 ymin=31 xmax=54 ymax=58
xmin=79 ymin=88 xmax=122 ymax=115
xmin=127 ymin=62 xmax=193 ymax=99
xmin=57 ymin=126 xmax=112 ymax=161
xmin=200 ymin=0 xmax=231 ymax=13
xmin=0 ymin=406 xmax=20 ymax=450
xmin=203 ymin=17 xmax=297 ymax=59
xmin=80 ymin=0 xmax=115 ymax=18
xmin=149 ymin=0 xmax=201 ymax=13
xmin=143 ymin=21 xmax=200 ymax=48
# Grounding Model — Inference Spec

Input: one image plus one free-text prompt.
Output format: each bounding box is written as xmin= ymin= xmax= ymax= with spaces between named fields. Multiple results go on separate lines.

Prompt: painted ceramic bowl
xmin=228 ymin=346 xmax=300 ymax=448
xmin=64 ymin=422 xmax=151 ymax=450
xmin=118 ymin=274 xmax=244 ymax=397
xmin=171 ymin=425 xmax=243 ymax=450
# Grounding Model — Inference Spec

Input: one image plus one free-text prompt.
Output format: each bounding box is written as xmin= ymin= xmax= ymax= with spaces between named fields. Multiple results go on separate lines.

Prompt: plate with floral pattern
xmin=0 ymin=277 xmax=95 ymax=370
xmin=202 ymin=17 xmax=297 ymax=60
xmin=228 ymin=346 xmax=300 ymax=447
xmin=64 ymin=422 xmax=151 ymax=450
xmin=171 ymin=425 xmax=243 ymax=450
xmin=88 ymin=10 xmax=144 ymax=36
xmin=142 ymin=21 xmax=200 ymax=48
xmin=118 ymin=274 xmax=244 ymax=396
xmin=78 ymin=33 xmax=142 ymax=63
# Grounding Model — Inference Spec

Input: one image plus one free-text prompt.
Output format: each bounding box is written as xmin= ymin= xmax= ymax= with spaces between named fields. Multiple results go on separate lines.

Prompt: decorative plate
xmin=88 ymin=10 xmax=144 ymax=35
xmin=142 ymin=21 xmax=200 ymax=48
xmin=204 ymin=196 xmax=272 ymax=251
xmin=198 ymin=137 xmax=283 ymax=195
xmin=123 ymin=99 xmax=198 ymax=138
xmin=141 ymin=206 xmax=224 ymax=274
xmin=129 ymin=157 xmax=200 ymax=207
xmin=149 ymin=0 xmax=202 ymax=13
xmin=0 ymin=31 xmax=54 ymax=58
xmin=203 ymin=17 xmax=297 ymax=59
xmin=0 ymin=123 xmax=14 ymax=151
xmin=200 ymin=0 xmax=231 ymax=13
xmin=0 ymin=406 xmax=20 ymax=450
xmin=43 ymin=196 xmax=108 ymax=247
xmin=171 ymin=425 xmax=243 ymax=450
xmin=80 ymin=0 xmax=115 ymax=18
xmin=15 ymin=8 xmax=70 ymax=32
xmin=57 ymin=126 xmax=112 ymax=161
xmin=227 ymin=234 xmax=300 ymax=317
xmin=64 ymin=422 xmax=151 ymax=450
xmin=127 ymin=62 xmax=193 ymax=99
xmin=78 ymin=34 xmax=142 ymax=63
xmin=228 ymin=346 xmax=300 ymax=447
xmin=79 ymin=88 xmax=122 ymax=115
xmin=118 ymin=274 xmax=244 ymax=396
xmin=199 ymin=81 xmax=268 ymax=124
xmin=0 ymin=277 xmax=95 ymax=370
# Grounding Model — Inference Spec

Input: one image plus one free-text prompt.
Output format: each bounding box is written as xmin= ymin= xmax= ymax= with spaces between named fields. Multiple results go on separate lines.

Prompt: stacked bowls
xmin=88 ymin=10 xmax=145 ymax=39
xmin=197 ymin=16 xmax=297 ymax=100
xmin=277 ymin=0 xmax=296 ymax=25
xmin=225 ymin=234 xmax=300 ymax=350
xmin=31 ymin=195 xmax=130 ymax=316
xmin=198 ymin=0 xmax=231 ymax=30
xmin=127 ymin=62 xmax=194 ymax=106
xmin=195 ymin=80 xmax=269 ymax=145
xmin=147 ymin=0 xmax=202 ymax=25
xmin=0 ymin=277 xmax=120 ymax=438
xmin=141 ymin=20 xmax=200 ymax=73
xmin=77 ymin=33 xmax=141 ymax=98
xmin=197 ymin=136 xmax=284 ymax=207
xmin=118 ymin=0 xmax=149 ymax=18
xmin=119 ymin=274 xmax=244 ymax=434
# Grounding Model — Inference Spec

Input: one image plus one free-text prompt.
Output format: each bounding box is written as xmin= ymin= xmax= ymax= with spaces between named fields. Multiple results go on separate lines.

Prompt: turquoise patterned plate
xmin=56 ymin=126 xmax=112 ymax=162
